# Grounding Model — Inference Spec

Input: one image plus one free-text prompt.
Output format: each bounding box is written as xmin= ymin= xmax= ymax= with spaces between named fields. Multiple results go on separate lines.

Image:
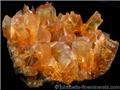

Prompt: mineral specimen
xmin=2 ymin=2 xmax=119 ymax=87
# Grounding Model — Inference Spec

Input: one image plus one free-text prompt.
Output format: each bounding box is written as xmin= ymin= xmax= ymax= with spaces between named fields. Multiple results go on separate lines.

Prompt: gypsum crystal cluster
xmin=2 ymin=2 xmax=119 ymax=87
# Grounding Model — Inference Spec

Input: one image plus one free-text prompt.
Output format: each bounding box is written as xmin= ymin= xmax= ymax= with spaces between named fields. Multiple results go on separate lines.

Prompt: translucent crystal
xmin=2 ymin=2 xmax=119 ymax=87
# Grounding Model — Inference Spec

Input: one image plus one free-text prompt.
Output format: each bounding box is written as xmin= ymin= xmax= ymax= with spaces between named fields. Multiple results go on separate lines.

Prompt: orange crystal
xmin=2 ymin=2 xmax=119 ymax=87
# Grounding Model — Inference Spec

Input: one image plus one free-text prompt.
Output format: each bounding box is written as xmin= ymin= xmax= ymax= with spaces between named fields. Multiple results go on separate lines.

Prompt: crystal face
xmin=2 ymin=2 xmax=119 ymax=87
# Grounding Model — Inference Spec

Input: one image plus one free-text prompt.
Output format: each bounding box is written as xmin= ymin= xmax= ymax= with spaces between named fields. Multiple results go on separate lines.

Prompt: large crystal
xmin=2 ymin=2 xmax=119 ymax=87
